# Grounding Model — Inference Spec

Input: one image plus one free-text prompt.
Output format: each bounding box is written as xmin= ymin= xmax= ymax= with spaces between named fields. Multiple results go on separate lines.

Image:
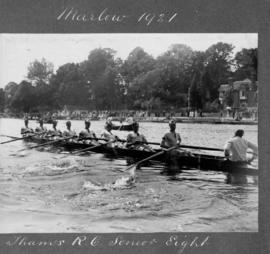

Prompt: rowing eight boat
xmin=20 ymin=135 xmax=258 ymax=176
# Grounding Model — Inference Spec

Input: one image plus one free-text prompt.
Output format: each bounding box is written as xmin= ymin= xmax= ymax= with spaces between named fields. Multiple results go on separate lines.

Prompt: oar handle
xmin=17 ymin=135 xmax=75 ymax=152
xmin=0 ymin=132 xmax=48 ymax=145
xmin=124 ymin=145 xmax=177 ymax=172
xmin=83 ymin=137 xmax=228 ymax=152
xmin=59 ymin=140 xmax=114 ymax=159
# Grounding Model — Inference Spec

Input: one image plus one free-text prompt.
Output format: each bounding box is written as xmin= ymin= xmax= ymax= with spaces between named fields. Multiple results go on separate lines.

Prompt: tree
xmin=9 ymin=81 xmax=36 ymax=112
xmin=27 ymin=58 xmax=54 ymax=85
xmin=203 ymin=42 xmax=234 ymax=101
xmin=155 ymin=44 xmax=193 ymax=108
xmin=0 ymin=88 xmax=5 ymax=112
xmin=233 ymin=48 xmax=257 ymax=80
xmin=51 ymin=63 xmax=89 ymax=108
xmin=79 ymin=48 xmax=123 ymax=109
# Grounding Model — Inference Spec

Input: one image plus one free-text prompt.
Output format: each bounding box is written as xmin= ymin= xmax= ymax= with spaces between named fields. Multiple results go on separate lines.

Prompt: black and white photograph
xmin=0 ymin=33 xmax=258 ymax=233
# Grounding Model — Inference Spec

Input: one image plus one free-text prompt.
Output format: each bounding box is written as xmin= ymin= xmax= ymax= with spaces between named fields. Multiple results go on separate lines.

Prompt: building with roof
xmin=218 ymin=78 xmax=258 ymax=119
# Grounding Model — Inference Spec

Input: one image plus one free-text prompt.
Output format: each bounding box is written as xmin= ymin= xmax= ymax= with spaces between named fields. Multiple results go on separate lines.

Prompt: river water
xmin=0 ymin=118 xmax=258 ymax=232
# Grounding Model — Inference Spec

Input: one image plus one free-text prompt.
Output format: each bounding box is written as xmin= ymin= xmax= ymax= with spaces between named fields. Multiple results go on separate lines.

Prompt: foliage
xmin=233 ymin=48 xmax=257 ymax=80
xmin=3 ymin=44 xmax=257 ymax=114
xmin=27 ymin=58 xmax=54 ymax=85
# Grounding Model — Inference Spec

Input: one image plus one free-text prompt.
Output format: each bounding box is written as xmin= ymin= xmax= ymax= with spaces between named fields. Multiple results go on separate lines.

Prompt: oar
xmin=0 ymin=133 xmax=39 ymax=144
xmin=0 ymin=134 xmax=18 ymax=139
xmin=16 ymin=135 xmax=76 ymax=152
xmin=0 ymin=132 xmax=49 ymax=144
xmin=122 ymin=145 xmax=178 ymax=173
xmin=80 ymin=137 xmax=224 ymax=152
xmin=58 ymin=140 xmax=115 ymax=159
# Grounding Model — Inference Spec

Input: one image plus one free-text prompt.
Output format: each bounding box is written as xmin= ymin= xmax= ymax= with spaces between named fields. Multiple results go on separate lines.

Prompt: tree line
xmin=0 ymin=43 xmax=257 ymax=114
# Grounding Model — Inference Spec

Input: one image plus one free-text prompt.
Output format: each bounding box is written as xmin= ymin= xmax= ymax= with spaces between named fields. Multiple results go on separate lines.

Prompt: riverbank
xmin=137 ymin=117 xmax=258 ymax=125
xmin=0 ymin=116 xmax=258 ymax=125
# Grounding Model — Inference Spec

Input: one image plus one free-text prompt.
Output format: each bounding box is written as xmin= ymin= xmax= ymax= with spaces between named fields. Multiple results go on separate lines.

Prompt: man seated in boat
xmin=126 ymin=114 xmax=135 ymax=124
xmin=21 ymin=118 xmax=34 ymax=136
xmin=101 ymin=120 xmax=120 ymax=147
xmin=224 ymin=129 xmax=258 ymax=184
xmin=224 ymin=129 xmax=258 ymax=163
xmin=160 ymin=119 xmax=183 ymax=174
xmin=35 ymin=119 xmax=47 ymax=135
xmin=62 ymin=121 xmax=77 ymax=139
xmin=79 ymin=119 xmax=98 ymax=144
xmin=161 ymin=119 xmax=181 ymax=148
xmin=47 ymin=120 xmax=62 ymax=138
xmin=126 ymin=122 xmax=153 ymax=151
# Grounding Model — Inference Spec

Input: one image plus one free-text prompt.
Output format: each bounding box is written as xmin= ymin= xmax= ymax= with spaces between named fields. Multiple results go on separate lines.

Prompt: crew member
xmin=160 ymin=119 xmax=182 ymax=175
xmin=35 ymin=119 xmax=47 ymax=134
xmin=47 ymin=120 xmax=62 ymax=137
xmin=62 ymin=121 xmax=77 ymax=138
xmin=101 ymin=120 xmax=119 ymax=147
xmin=126 ymin=114 xmax=135 ymax=124
xmin=224 ymin=129 xmax=258 ymax=163
xmin=224 ymin=129 xmax=258 ymax=184
xmin=161 ymin=119 xmax=181 ymax=148
xmin=79 ymin=120 xmax=98 ymax=144
xmin=21 ymin=118 xmax=34 ymax=136
xmin=126 ymin=122 xmax=152 ymax=151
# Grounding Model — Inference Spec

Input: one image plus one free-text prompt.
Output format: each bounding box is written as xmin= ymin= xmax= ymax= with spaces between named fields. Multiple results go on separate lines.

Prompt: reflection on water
xmin=0 ymin=118 xmax=258 ymax=232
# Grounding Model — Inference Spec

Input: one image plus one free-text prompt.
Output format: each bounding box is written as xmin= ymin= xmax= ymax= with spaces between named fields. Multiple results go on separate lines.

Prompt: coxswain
xmin=224 ymin=129 xmax=258 ymax=184
xmin=79 ymin=119 xmax=98 ymax=144
xmin=160 ymin=119 xmax=182 ymax=175
xmin=126 ymin=122 xmax=153 ymax=151
xmin=35 ymin=119 xmax=47 ymax=134
xmin=21 ymin=118 xmax=34 ymax=136
xmin=224 ymin=129 xmax=258 ymax=163
xmin=47 ymin=120 xmax=62 ymax=137
xmin=62 ymin=121 xmax=77 ymax=138
xmin=101 ymin=120 xmax=119 ymax=147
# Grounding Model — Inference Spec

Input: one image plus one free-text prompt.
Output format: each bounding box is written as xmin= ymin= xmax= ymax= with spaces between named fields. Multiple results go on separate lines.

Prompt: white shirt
xmin=224 ymin=137 xmax=258 ymax=161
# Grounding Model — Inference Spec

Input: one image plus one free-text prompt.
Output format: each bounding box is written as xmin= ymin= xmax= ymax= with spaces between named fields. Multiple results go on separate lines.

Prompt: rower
xmin=161 ymin=119 xmax=181 ymax=148
xmin=79 ymin=119 xmax=98 ymax=144
xmin=21 ymin=118 xmax=34 ymax=136
xmin=160 ymin=119 xmax=182 ymax=175
xmin=224 ymin=129 xmax=258 ymax=163
xmin=47 ymin=120 xmax=62 ymax=137
xmin=126 ymin=122 xmax=152 ymax=151
xmin=62 ymin=121 xmax=77 ymax=138
xmin=101 ymin=120 xmax=119 ymax=147
xmin=35 ymin=119 xmax=47 ymax=134
xmin=126 ymin=114 xmax=135 ymax=124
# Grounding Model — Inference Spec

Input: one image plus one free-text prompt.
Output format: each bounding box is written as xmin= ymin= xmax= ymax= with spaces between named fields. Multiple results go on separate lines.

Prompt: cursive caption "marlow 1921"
xmin=57 ymin=7 xmax=178 ymax=26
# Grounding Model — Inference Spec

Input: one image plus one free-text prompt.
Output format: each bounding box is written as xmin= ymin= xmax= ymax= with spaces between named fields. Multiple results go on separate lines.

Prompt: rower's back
xmin=224 ymin=136 xmax=258 ymax=162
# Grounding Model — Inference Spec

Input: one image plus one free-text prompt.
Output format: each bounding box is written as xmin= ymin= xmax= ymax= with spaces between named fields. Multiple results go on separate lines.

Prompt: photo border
xmin=0 ymin=0 xmax=269 ymax=253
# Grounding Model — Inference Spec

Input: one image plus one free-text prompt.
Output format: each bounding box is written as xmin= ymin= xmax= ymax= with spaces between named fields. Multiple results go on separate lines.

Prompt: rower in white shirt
xmin=62 ymin=121 xmax=77 ymax=138
xmin=224 ymin=129 xmax=258 ymax=163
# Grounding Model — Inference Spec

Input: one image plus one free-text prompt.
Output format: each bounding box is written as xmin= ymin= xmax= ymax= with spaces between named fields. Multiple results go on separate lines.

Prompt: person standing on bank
xmin=224 ymin=129 xmax=258 ymax=163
